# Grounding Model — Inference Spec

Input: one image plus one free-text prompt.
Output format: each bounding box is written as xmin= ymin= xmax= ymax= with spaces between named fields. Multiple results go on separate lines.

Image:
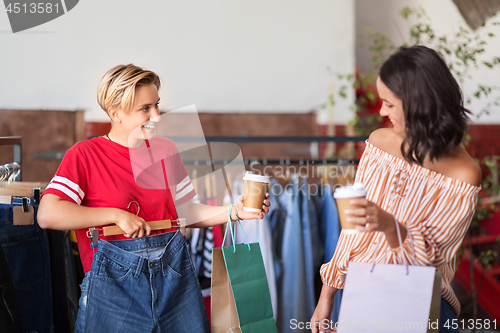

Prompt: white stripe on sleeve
xmin=45 ymin=183 xmax=82 ymax=205
xmin=176 ymin=176 xmax=191 ymax=192
xmin=52 ymin=175 xmax=85 ymax=200
xmin=175 ymin=183 xmax=194 ymax=201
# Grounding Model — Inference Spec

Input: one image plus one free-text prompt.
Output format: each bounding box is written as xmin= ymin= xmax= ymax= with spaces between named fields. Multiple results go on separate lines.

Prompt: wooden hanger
xmin=0 ymin=184 xmax=42 ymax=205
xmin=205 ymin=174 xmax=212 ymax=204
xmin=87 ymin=218 xmax=187 ymax=243
xmin=0 ymin=183 xmax=41 ymax=225
xmin=101 ymin=218 xmax=186 ymax=236
xmin=192 ymin=169 xmax=198 ymax=194
xmin=224 ymin=172 xmax=232 ymax=194
xmin=87 ymin=201 xmax=186 ymax=243
xmin=1 ymin=181 xmax=47 ymax=189
xmin=0 ymin=187 xmax=35 ymax=197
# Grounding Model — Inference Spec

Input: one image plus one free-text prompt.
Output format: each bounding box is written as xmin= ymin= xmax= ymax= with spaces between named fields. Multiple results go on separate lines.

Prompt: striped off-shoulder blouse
xmin=320 ymin=141 xmax=480 ymax=317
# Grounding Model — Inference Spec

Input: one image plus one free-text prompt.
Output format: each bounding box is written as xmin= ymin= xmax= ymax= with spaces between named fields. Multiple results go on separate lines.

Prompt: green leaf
xmin=366 ymin=91 xmax=377 ymax=101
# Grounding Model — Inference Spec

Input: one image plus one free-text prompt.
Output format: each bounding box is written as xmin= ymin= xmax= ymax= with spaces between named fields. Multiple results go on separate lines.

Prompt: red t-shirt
xmin=42 ymin=136 xmax=195 ymax=272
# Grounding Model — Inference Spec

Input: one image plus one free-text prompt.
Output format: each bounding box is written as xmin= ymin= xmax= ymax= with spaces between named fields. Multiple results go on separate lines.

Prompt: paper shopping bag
xmin=211 ymin=243 xmax=277 ymax=333
xmin=337 ymin=261 xmax=442 ymax=333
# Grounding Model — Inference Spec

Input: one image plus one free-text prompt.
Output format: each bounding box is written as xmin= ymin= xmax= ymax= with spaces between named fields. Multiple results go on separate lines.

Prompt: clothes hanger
xmin=0 ymin=163 xmax=46 ymax=188
xmin=205 ymin=174 xmax=212 ymax=205
xmin=0 ymin=162 xmax=42 ymax=205
xmin=87 ymin=201 xmax=186 ymax=243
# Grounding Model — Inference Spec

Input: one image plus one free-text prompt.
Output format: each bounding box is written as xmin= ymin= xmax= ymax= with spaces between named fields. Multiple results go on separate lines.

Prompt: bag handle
xmin=370 ymin=215 xmax=416 ymax=275
xmin=369 ymin=170 xmax=417 ymax=274
xmin=222 ymin=204 xmax=251 ymax=253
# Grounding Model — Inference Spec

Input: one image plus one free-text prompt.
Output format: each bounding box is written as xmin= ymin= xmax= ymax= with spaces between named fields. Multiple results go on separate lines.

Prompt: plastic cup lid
xmin=333 ymin=182 xmax=367 ymax=198
xmin=242 ymin=171 xmax=270 ymax=184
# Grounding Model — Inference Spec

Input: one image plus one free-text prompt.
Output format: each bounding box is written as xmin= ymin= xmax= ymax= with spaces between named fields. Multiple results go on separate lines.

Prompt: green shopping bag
xmin=211 ymin=206 xmax=278 ymax=333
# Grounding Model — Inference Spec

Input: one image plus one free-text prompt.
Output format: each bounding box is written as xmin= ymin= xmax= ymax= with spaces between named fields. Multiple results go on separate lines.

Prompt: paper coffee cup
xmin=333 ymin=183 xmax=367 ymax=234
xmin=242 ymin=171 xmax=270 ymax=212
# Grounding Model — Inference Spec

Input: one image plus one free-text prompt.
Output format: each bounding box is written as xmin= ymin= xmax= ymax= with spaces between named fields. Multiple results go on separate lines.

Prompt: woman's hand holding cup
xmin=335 ymin=183 xmax=393 ymax=233
xmin=232 ymin=171 xmax=271 ymax=221
xmin=342 ymin=198 xmax=395 ymax=234
xmin=232 ymin=194 xmax=270 ymax=221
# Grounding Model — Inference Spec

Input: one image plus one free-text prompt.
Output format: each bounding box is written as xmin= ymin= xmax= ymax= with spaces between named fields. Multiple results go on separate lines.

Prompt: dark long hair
xmin=379 ymin=45 xmax=471 ymax=164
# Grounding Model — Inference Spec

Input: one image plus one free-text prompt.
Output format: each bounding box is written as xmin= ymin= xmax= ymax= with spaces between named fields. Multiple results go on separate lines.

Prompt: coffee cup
xmin=333 ymin=183 xmax=367 ymax=234
xmin=242 ymin=171 xmax=270 ymax=212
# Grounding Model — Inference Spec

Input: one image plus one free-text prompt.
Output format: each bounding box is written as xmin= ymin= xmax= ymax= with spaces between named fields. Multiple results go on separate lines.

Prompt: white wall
xmin=0 ymin=0 xmax=355 ymax=124
xmin=355 ymin=0 xmax=500 ymax=124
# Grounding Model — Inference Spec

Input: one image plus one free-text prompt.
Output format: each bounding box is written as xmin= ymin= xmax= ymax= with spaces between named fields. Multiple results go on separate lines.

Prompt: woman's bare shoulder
xmin=368 ymin=128 xmax=404 ymax=159
xmin=431 ymin=147 xmax=482 ymax=187
xmin=369 ymin=129 xmax=482 ymax=186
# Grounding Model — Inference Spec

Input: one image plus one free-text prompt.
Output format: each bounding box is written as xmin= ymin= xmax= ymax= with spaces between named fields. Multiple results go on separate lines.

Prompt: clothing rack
xmin=182 ymin=158 xmax=358 ymax=165
xmin=0 ymin=162 xmax=21 ymax=181
xmin=33 ymin=136 xmax=368 ymax=165
xmin=0 ymin=136 xmax=22 ymax=181
xmin=186 ymin=135 xmax=367 ymax=165
xmin=179 ymin=136 xmax=367 ymax=143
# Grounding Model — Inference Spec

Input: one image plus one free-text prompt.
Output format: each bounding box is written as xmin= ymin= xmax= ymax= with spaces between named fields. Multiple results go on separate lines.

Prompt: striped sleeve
xmin=167 ymin=142 xmax=196 ymax=206
xmin=386 ymin=183 xmax=479 ymax=267
xmin=42 ymin=146 xmax=87 ymax=205
xmin=175 ymin=175 xmax=195 ymax=205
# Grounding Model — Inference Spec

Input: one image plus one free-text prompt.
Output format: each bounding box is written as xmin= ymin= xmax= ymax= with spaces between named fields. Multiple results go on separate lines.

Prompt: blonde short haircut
xmin=97 ymin=64 xmax=161 ymax=114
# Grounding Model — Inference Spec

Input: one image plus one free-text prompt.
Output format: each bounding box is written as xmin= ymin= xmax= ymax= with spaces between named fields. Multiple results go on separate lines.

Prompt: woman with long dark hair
xmin=311 ymin=45 xmax=481 ymax=333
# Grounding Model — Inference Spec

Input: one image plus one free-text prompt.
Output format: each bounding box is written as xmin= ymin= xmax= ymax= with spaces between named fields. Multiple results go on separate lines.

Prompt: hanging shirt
xmin=42 ymin=136 xmax=195 ymax=272
xmin=320 ymin=141 xmax=480 ymax=317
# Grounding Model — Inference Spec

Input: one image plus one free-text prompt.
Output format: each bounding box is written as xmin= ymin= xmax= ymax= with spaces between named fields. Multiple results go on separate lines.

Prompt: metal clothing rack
xmin=187 ymin=135 xmax=367 ymax=165
xmin=0 ymin=136 xmax=22 ymax=181
xmin=182 ymin=158 xmax=358 ymax=165
xmin=33 ymin=135 xmax=368 ymax=165
xmin=196 ymin=136 xmax=367 ymax=143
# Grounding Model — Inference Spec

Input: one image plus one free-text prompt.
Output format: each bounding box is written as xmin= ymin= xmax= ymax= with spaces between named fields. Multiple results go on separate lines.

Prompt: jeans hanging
xmin=300 ymin=178 xmax=324 ymax=304
xmin=47 ymin=230 xmax=80 ymax=333
xmin=0 ymin=242 xmax=22 ymax=333
xmin=0 ymin=199 xmax=54 ymax=333
xmin=75 ymin=231 xmax=209 ymax=333
xmin=279 ymin=177 xmax=317 ymax=333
